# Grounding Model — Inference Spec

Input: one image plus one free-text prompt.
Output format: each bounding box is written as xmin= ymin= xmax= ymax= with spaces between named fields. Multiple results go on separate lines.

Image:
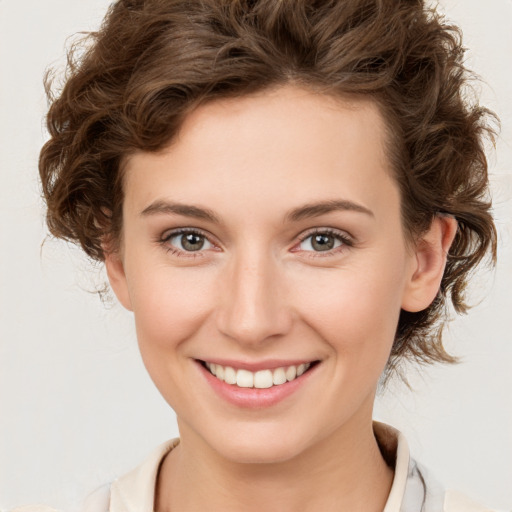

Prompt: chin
xmin=205 ymin=424 xmax=313 ymax=465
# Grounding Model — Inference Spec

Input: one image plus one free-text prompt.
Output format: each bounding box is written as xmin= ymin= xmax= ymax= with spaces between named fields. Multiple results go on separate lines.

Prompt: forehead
xmin=122 ymin=85 xmax=399 ymax=225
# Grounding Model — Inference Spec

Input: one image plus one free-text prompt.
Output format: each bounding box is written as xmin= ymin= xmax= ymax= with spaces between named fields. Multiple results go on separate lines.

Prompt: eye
xmin=161 ymin=228 xmax=214 ymax=258
xmin=295 ymin=228 xmax=352 ymax=257
xmin=159 ymin=227 xmax=352 ymax=259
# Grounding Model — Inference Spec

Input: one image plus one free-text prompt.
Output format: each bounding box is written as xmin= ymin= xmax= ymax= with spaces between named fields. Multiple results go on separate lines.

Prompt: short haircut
xmin=39 ymin=0 xmax=498 ymax=375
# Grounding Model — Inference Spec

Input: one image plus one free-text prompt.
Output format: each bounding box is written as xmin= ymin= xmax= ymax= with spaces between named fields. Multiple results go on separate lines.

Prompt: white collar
xmin=109 ymin=422 xmax=413 ymax=512
xmin=109 ymin=438 xmax=179 ymax=512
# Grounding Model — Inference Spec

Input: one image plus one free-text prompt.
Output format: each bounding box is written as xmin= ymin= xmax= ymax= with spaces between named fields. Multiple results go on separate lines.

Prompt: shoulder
xmin=80 ymin=483 xmax=111 ymax=512
xmin=412 ymin=459 xmax=498 ymax=512
xmin=7 ymin=507 xmax=62 ymax=512
xmin=411 ymin=456 xmax=498 ymax=512
xmin=7 ymin=484 xmax=111 ymax=512
xmin=443 ymin=490 xmax=498 ymax=512
xmin=375 ymin=421 xmax=499 ymax=512
xmin=78 ymin=437 xmax=179 ymax=512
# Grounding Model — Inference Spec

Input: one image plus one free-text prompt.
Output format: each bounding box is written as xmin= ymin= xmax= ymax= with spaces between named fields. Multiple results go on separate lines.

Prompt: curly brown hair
xmin=39 ymin=0 xmax=497 ymax=373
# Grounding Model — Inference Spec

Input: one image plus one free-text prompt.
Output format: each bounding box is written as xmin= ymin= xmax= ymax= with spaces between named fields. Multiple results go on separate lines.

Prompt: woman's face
xmin=108 ymin=86 xmax=424 ymax=463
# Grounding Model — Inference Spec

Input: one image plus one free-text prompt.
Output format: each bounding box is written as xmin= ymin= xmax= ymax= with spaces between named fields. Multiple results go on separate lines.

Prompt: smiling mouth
xmin=199 ymin=360 xmax=319 ymax=389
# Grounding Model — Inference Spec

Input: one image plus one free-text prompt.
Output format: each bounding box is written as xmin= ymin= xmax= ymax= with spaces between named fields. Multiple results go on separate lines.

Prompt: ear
xmin=401 ymin=215 xmax=458 ymax=313
xmin=104 ymin=245 xmax=133 ymax=311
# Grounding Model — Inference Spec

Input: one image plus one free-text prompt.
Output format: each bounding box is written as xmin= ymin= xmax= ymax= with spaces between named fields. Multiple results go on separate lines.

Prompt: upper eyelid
xmin=162 ymin=227 xmax=210 ymax=239
xmin=297 ymin=227 xmax=352 ymax=243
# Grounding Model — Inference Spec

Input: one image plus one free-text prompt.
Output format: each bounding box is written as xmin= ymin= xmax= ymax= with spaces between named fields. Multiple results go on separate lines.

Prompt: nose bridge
xmin=216 ymin=242 xmax=291 ymax=346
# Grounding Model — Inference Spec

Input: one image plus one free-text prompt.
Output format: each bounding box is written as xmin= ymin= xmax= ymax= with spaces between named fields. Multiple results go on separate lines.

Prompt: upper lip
xmin=197 ymin=358 xmax=319 ymax=372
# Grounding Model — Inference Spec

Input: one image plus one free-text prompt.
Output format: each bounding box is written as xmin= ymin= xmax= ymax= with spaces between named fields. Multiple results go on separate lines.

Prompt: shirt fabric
xmin=9 ymin=422 xmax=494 ymax=512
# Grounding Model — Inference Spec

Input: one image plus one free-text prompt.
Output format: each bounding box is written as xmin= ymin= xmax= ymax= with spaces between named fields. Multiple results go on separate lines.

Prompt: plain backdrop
xmin=0 ymin=0 xmax=511 ymax=510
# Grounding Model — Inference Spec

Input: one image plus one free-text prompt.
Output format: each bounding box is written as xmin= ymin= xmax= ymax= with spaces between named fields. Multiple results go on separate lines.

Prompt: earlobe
xmin=104 ymin=247 xmax=133 ymax=311
xmin=401 ymin=215 xmax=458 ymax=313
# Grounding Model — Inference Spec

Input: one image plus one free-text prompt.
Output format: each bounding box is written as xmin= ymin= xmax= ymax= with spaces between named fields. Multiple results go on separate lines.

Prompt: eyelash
xmin=159 ymin=227 xmax=353 ymax=259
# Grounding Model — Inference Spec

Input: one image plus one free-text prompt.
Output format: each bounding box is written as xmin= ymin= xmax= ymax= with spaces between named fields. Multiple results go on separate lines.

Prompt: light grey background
xmin=0 ymin=0 xmax=511 ymax=510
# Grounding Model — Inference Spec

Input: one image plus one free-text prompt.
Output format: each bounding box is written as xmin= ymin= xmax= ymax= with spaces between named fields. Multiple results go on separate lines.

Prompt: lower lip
xmin=196 ymin=361 xmax=318 ymax=409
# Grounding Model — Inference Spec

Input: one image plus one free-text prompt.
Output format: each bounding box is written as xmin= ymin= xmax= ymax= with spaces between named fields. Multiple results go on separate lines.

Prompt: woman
xmin=22 ymin=0 xmax=502 ymax=510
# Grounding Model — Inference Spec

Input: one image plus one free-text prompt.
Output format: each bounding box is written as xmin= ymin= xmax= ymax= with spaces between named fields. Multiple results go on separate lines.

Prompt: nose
xmin=215 ymin=248 xmax=292 ymax=348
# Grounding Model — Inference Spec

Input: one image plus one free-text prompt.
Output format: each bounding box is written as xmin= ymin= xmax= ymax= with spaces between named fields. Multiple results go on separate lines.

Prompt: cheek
xmin=293 ymin=258 xmax=406 ymax=360
xmin=128 ymin=266 xmax=217 ymax=351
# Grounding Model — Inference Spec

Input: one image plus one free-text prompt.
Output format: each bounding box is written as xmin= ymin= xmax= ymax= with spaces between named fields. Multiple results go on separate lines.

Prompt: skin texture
xmin=105 ymin=85 xmax=457 ymax=511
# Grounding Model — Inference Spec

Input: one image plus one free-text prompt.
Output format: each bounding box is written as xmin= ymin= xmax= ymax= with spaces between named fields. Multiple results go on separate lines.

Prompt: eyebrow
xmin=140 ymin=199 xmax=374 ymax=223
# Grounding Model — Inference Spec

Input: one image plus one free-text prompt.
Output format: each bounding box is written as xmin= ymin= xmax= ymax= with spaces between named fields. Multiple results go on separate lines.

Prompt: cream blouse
xmin=9 ymin=422 xmax=494 ymax=512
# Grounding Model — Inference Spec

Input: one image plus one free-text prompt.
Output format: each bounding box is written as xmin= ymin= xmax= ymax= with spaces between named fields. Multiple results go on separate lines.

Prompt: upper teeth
xmin=205 ymin=362 xmax=312 ymax=389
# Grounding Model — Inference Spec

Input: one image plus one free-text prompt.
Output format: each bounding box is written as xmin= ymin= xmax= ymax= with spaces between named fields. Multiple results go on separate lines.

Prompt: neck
xmin=155 ymin=413 xmax=394 ymax=512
